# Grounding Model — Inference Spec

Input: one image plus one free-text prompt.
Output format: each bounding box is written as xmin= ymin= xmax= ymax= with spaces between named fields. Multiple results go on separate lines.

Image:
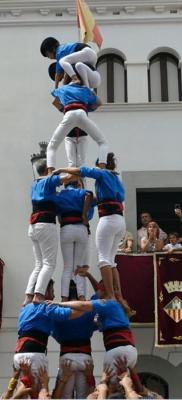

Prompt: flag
xmin=154 ymin=253 xmax=182 ymax=347
xmin=76 ymin=0 xmax=103 ymax=48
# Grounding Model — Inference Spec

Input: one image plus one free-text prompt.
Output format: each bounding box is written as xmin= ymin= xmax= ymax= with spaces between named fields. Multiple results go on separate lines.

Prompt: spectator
xmin=140 ymin=222 xmax=164 ymax=253
xmin=137 ymin=212 xmax=167 ymax=252
xmin=174 ymin=204 xmax=182 ymax=242
xmin=163 ymin=232 xmax=182 ymax=253
xmin=118 ymin=231 xmax=134 ymax=253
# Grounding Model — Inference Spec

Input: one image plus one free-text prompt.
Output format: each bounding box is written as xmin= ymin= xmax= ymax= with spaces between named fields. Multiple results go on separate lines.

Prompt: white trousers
xmin=58 ymin=353 xmax=92 ymax=399
xmin=14 ymin=352 xmax=48 ymax=379
xmin=64 ymin=135 xmax=88 ymax=167
xmin=60 ymin=47 xmax=99 ymax=88
xmin=96 ymin=214 xmax=126 ymax=268
xmin=75 ymin=62 xmax=101 ymax=88
xmin=26 ymin=223 xmax=58 ymax=295
xmin=60 ymin=224 xmax=89 ymax=297
xmin=47 ymin=109 xmax=108 ymax=168
xmin=104 ymin=345 xmax=137 ymax=373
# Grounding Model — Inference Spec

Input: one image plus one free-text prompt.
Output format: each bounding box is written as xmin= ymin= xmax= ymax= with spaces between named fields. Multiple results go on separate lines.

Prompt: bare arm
xmin=49 ymin=300 xmax=93 ymax=312
xmin=55 ymin=72 xmax=64 ymax=88
xmin=52 ymin=361 xmax=73 ymax=399
xmin=70 ymin=309 xmax=85 ymax=319
xmin=13 ymin=384 xmax=32 ymax=399
xmin=75 ymin=267 xmax=99 ymax=292
xmin=52 ymin=167 xmax=81 ymax=176
xmin=85 ymin=271 xmax=100 ymax=292
xmin=140 ymin=237 xmax=151 ymax=252
xmin=119 ymin=373 xmax=141 ymax=399
xmin=82 ymin=192 xmax=93 ymax=225
xmin=38 ymin=368 xmax=50 ymax=399
xmin=52 ymin=98 xmax=64 ymax=112
xmin=2 ymin=366 xmax=20 ymax=399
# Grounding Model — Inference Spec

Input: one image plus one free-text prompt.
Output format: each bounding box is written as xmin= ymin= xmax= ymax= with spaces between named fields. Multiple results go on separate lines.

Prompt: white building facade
xmin=0 ymin=0 xmax=182 ymax=397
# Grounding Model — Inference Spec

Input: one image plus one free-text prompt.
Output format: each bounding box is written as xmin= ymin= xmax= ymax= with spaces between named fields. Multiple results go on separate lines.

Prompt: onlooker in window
xmin=163 ymin=232 xmax=182 ymax=253
xmin=174 ymin=204 xmax=182 ymax=242
xmin=140 ymin=222 xmax=164 ymax=253
xmin=118 ymin=231 xmax=134 ymax=253
xmin=137 ymin=212 xmax=167 ymax=251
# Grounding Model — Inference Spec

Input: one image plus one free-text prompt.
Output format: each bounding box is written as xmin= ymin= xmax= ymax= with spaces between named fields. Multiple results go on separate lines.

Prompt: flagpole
xmin=76 ymin=0 xmax=81 ymax=42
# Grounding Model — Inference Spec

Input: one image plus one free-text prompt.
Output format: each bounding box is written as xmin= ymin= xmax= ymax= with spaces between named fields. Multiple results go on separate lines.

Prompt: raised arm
xmin=75 ymin=267 xmax=99 ymax=293
xmin=82 ymin=192 xmax=93 ymax=225
xmin=61 ymin=300 xmax=93 ymax=312
xmin=52 ymin=361 xmax=73 ymax=399
xmin=55 ymin=72 xmax=64 ymax=88
xmin=53 ymin=167 xmax=81 ymax=176
xmin=48 ymin=300 xmax=93 ymax=312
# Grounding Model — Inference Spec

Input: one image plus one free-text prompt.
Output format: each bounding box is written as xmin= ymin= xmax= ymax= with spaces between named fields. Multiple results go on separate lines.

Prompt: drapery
xmin=154 ymin=253 xmax=182 ymax=347
xmin=116 ymin=254 xmax=154 ymax=324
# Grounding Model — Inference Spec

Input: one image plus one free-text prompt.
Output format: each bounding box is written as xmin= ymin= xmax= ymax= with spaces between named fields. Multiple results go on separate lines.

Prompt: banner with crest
xmin=154 ymin=253 xmax=182 ymax=347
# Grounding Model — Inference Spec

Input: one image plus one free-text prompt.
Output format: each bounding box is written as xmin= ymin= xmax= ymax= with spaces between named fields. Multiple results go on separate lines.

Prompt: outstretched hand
xmin=61 ymin=360 xmax=73 ymax=379
xmin=74 ymin=265 xmax=89 ymax=276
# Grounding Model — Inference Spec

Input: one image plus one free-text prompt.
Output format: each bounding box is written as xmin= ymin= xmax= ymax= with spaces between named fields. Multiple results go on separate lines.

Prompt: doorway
xmin=137 ymin=189 xmax=182 ymax=234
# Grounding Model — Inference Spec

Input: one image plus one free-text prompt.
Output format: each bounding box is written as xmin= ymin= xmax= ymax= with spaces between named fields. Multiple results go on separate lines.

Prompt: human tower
xmin=3 ymin=37 xmax=141 ymax=400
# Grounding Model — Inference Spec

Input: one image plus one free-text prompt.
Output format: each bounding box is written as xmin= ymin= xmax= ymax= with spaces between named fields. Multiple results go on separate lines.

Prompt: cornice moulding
xmin=0 ymin=1 xmax=182 ymax=7
xmin=99 ymin=102 xmax=182 ymax=112
xmin=1 ymin=16 xmax=182 ymax=28
xmin=0 ymin=0 xmax=182 ymax=14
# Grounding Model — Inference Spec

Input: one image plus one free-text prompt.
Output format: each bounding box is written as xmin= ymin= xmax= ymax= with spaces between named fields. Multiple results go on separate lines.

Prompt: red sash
xmin=64 ymin=103 xmax=87 ymax=113
xmin=15 ymin=336 xmax=46 ymax=352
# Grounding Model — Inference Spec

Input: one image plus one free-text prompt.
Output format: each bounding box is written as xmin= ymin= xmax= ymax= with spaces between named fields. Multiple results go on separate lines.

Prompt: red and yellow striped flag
xmin=76 ymin=0 xmax=103 ymax=48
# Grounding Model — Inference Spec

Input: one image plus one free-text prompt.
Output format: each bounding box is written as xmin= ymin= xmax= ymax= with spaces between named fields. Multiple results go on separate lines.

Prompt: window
xmin=96 ymin=53 xmax=127 ymax=103
xmin=137 ymin=189 xmax=182 ymax=234
xmin=148 ymin=52 xmax=182 ymax=102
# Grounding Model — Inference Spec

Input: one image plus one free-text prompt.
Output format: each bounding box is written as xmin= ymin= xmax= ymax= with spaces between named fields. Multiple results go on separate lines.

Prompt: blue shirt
xmin=31 ymin=175 xmax=61 ymax=203
xmin=18 ymin=303 xmax=71 ymax=336
xmin=51 ymin=311 xmax=97 ymax=344
xmin=91 ymin=299 xmax=129 ymax=331
xmin=52 ymin=84 xmax=97 ymax=108
xmin=55 ymin=186 xmax=94 ymax=219
xmin=80 ymin=167 xmax=125 ymax=203
xmin=56 ymin=43 xmax=78 ymax=73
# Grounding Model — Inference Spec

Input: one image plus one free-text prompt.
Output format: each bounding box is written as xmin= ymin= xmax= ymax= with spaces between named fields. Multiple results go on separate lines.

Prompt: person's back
xmin=52 ymin=311 xmax=96 ymax=399
xmin=91 ymin=299 xmax=130 ymax=332
xmin=52 ymin=83 xmax=98 ymax=108
xmin=52 ymin=310 xmax=96 ymax=343
xmin=31 ymin=175 xmax=60 ymax=203
xmin=80 ymin=166 xmax=125 ymax=203
xmin=14 ymin=280 xmax=72 ymax=380
xmin=91 ymin=299 xmax=137 ymax=377
xmin=56 ymin=185 xmax=91 ymax=215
